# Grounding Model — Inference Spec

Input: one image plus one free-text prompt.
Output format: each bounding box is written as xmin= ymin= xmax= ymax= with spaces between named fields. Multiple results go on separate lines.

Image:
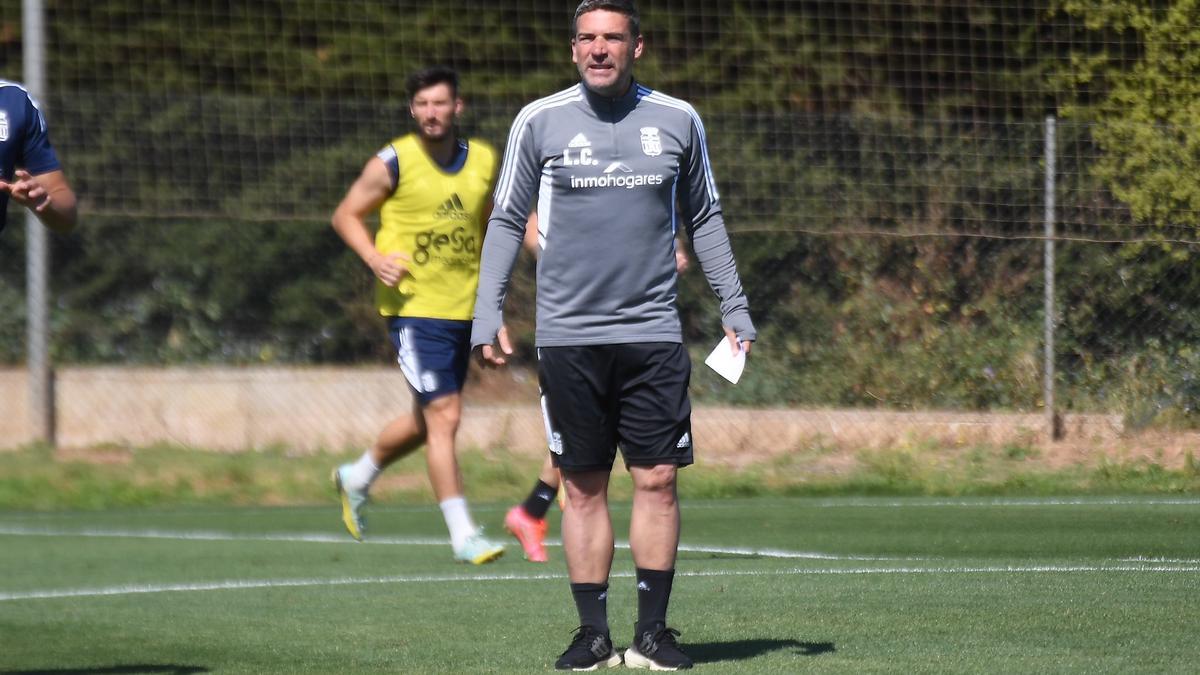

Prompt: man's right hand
xmin=474 ymin=325 xmax=514 ymax=368
xmin=368 ymin=251 xmax=409 ymax=287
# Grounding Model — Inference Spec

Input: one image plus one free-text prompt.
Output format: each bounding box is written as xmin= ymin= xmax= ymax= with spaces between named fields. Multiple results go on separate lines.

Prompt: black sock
xmin=570 ymin=582 xmax=610 ymax=633
xmin=522 ymin=479 xmax=557 ymax=520
xmin=635 ymin=568 xmax=675 ymax=637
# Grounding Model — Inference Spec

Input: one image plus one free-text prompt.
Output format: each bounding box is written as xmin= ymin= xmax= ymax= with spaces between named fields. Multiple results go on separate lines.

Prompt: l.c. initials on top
xmin=563 ymin=146 xmax=598 ymax=166
xmin=563 ymin=132 xmax=599 ymax=166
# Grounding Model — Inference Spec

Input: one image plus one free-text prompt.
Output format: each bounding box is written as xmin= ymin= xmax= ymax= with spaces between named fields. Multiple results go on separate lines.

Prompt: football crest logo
xmin=0 ymin=111 xmax=8 ymax=142
xmin=639 ymin=126 xmax=662 ymax=157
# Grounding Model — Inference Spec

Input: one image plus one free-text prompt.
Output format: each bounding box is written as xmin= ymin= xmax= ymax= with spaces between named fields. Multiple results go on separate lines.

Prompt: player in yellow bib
xmin=373 ymin=131 xmax=495 ymax=320
xmin=330 ymin=66 xmax=505 ymax=564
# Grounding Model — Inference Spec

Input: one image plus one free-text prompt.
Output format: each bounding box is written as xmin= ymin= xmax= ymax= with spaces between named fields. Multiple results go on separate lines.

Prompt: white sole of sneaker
xmin=560 ymin=652 xmax=622 ymax=671
xmin=457 ymin=551 xmax=504 ymax=565
xmin=332 ymin=469 xmax=363 ymax=542
xmin=623 ymin=647 xmax=687 ymax=670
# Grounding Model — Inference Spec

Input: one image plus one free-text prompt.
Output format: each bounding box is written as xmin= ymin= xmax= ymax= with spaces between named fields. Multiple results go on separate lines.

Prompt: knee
xmin=423 ymin=397 xmax=461 ymax=434
xmin=634 ymin=464 xmax=678 ymax=497
xmin=436 ymin=408 xmax=462 ymax=432
xmin=564 ymin=474 xmax=608 ymax=511
xmin=568 ymin=491 xmax=606 ymax=515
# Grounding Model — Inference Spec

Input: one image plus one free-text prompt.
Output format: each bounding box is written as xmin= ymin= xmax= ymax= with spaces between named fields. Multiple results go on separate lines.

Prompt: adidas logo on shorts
xmin=675 ymin=432 xmax=691 ymax=449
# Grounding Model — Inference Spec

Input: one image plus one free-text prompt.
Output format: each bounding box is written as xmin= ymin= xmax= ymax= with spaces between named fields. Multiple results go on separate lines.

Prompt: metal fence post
xmin=1043 ymin=115 xmax=1060 ymax=441
xmin=24 ymin=0 xmax=54 ymax=445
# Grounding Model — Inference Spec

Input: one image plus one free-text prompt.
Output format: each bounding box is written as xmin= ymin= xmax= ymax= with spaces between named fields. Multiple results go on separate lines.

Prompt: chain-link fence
xmin=3 ymin=1 xmax=1200 ymax=456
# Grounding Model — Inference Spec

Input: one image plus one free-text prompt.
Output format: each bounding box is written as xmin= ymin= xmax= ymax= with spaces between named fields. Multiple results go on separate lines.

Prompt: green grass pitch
xmin=2 ymin=496 xmax=1199 ymax=673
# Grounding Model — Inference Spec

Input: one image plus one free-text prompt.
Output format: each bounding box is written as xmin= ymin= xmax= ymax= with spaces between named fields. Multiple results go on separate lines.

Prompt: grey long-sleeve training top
xmin=471 ymin=81 xmax=756 ymax=349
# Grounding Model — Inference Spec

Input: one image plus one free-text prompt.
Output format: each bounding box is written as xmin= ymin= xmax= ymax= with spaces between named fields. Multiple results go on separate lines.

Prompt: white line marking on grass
xmin=0 ymin=525 xmax=449 ymax=545
xmin=675 ymin=543 xmax=920 ymax=561
xmin=685 ymin=497 xmax=1200 ymax=509
xmin=1121 ymin=556 xmax=1200 ymax=564
xmin=2 ymin=497 xmax=1194 ymax=525
xmin=0 ymin=526 xmax=911 ymax=562
xmin=680 ymin=565 xmax=1200 ymax=578
xmin=4 ymin=563 xmax=1197 ymax=603
xmin=0 ymin=572 xmax=561 ymax=602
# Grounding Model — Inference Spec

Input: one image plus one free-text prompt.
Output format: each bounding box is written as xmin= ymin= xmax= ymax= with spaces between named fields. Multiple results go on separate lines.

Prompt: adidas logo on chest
xmin=434 ymin=193 xmax=469 ymax=221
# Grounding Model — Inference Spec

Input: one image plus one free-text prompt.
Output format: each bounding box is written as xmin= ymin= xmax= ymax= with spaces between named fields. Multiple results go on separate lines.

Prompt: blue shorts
xmin=387 ymin=317 xmax=471 ymax=406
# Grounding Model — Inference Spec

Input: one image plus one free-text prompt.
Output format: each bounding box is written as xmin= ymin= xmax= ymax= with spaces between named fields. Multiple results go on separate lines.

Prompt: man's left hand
xmin=0 ymin=170 xmax=51 ymax=212
xmin=724 ymin=326 xmax=752 ymax=356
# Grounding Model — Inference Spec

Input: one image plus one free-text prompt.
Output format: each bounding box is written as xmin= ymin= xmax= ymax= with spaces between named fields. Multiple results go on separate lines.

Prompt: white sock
xmin=439 ymin=496 xmax=477 ymax=549
xmin=345 ymin=451 xmax=380 ymax=491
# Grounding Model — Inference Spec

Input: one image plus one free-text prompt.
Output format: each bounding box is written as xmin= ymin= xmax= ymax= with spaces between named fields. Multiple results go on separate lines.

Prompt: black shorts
xmin=537 ymin=342 xmax=693 ymax=472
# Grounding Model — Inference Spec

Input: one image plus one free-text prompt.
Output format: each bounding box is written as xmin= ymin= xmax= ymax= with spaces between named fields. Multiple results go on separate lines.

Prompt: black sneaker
xmin=554 ymin=625 xmax=622 ymax=671
xmin=624 ymin=626 xmax=693 ymax=670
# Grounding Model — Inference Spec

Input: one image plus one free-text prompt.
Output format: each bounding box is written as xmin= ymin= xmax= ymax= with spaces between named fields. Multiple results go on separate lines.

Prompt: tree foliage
xmin=1057 ymin=0 xmax=1200 ymax=227
xmin=1 ymin=2 xmax=1197 ymax=415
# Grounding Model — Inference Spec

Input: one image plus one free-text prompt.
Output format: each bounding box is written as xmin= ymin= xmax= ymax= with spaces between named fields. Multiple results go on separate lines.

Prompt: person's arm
xmin=524 ymin=210 xmax=541 ymax=259
xmin=484 ymin=199 xmax=539 ymax=259
xmin=472 ymin=106 xmax=544 ymax=366
xmin=673 ymin=236 xmax=690 ymax=274
xmin=3 ymin=93 xmax=76 ymax=233
xmin=0 ymin=168 xmax=77 ymax=233
xmin=470 ymin=205 xmax=539 ymax=367
xmin=331 ymin=156 xmax=407 ymax=286
xmin=677 ymin=107 xmax=756 ymax=354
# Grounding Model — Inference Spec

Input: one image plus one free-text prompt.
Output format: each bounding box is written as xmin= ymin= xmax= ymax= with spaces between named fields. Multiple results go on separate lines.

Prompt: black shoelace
xmin=562 ymin=626 xmax=610 ymax=657
xmin=641 ymin=626 xmax=682 ymax=655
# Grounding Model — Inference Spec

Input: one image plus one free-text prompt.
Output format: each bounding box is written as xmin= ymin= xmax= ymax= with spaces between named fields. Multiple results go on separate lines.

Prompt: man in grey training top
xmin=472 ymin=0 xmax=755 ymax=670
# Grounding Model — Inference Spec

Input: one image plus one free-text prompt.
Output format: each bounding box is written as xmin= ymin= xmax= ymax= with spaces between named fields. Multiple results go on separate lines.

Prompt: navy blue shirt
xmin=1 ymin=80 xmax=61 ymax=233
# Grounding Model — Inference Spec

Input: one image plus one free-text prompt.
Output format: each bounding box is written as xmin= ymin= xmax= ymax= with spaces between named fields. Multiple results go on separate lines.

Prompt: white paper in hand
xmin=704 ymin=337 xmax=746 ymax=384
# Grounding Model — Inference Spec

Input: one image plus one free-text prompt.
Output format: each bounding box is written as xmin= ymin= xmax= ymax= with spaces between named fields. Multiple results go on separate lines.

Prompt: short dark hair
xmin=572 ymin=0 xmax=640 ymax=38
xmin=406 ymin=65 xmax=459 ymax=101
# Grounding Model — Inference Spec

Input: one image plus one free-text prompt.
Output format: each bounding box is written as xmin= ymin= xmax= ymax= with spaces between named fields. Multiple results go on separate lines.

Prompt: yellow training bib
xmin=374 ymin=134 xmax=497 ymax=320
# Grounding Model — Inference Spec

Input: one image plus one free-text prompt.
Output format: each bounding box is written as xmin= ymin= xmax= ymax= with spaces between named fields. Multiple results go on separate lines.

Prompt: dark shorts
xmin=537 ymin=342 xmax=693 ymax=472
xmin=387 ymin=317 xmax=471 ymax=406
